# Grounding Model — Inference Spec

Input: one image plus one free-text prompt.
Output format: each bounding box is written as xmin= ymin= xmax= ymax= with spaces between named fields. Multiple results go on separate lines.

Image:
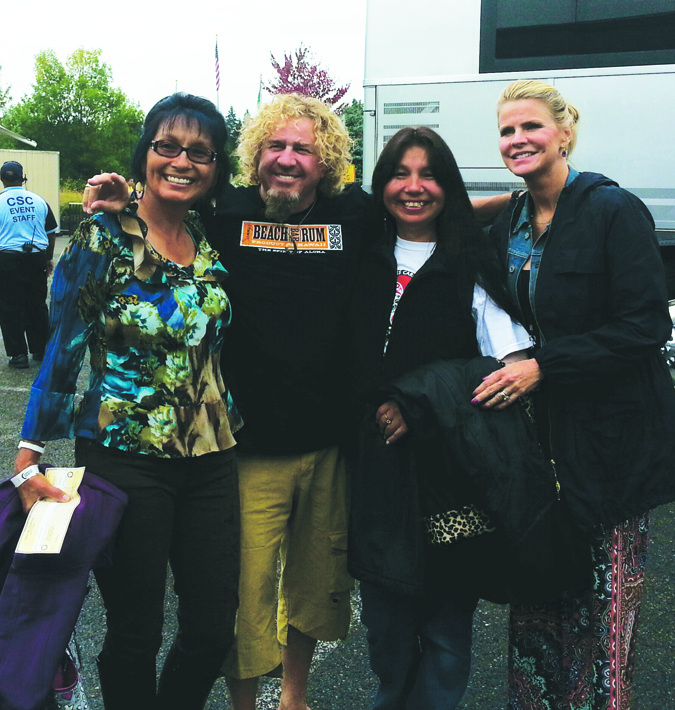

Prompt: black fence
xmin=60 ymin=203 xmax=86 ymax=235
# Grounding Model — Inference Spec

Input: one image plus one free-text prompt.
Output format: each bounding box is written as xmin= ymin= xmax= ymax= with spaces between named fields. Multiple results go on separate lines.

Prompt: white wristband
xmin=11 ymin=464 xmax=41 ymax=488
xmin=18 ymin=441 xmax=45 ymax=454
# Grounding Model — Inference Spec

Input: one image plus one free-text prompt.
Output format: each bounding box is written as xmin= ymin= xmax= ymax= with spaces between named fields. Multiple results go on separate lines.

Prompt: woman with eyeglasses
xmin=12 ymin=93 xmax=242 ymax=710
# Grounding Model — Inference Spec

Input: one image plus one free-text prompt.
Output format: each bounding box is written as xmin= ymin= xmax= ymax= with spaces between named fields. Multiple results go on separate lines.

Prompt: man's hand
xmin=83 ymin=173 xmax=131 ymax=215
xmin=376 ymin=400 xmax=409 ymax=444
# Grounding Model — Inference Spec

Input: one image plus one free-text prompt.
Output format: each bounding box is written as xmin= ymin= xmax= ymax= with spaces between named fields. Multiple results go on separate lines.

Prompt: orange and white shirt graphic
xmin=240 ymin=221 xmax=343 ymax=252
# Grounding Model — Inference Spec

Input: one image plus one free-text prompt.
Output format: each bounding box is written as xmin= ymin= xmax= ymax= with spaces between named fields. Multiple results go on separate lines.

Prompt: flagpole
xmin=215 ymin=36 xmax=221 ymax=112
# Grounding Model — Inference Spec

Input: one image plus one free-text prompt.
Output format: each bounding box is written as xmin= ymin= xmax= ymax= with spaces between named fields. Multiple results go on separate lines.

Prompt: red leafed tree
xmin=264 ymin=45 xmax=350 ymax=111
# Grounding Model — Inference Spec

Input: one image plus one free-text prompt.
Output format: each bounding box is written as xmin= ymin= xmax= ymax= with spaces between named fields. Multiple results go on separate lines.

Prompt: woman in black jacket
xmin=348 ymin=127 xmax=533 ymax=710
xmin=473 ymin=79 xmax=675 ymax=710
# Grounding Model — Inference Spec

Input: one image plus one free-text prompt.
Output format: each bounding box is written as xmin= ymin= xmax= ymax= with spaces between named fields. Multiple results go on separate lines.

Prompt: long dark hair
xmin=131 ymin=93 xmax=230 ymax=208
xmin=372 ymin=126 xmax=517 ymax=320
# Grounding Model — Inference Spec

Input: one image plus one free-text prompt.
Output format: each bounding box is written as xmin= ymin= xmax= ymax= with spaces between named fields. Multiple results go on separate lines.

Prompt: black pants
xmin=0 ymin=250 xmax=49 ymax=358
xmin=75 ymin=439 xmax=240 ymax=668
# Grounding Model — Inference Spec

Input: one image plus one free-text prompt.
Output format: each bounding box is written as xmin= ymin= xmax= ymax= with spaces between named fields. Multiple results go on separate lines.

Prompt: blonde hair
xmin=498 ymin=80 xmax=580 ymax=155
xmin=237 ymin=93 xmax=352 ymax=196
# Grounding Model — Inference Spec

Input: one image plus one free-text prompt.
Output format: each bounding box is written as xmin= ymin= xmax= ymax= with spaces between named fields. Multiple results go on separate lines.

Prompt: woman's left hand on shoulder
xmin=376 ymin=401 xmax=408 ymax=444
xmin=471 ymin=358 xmax=543 ymax=410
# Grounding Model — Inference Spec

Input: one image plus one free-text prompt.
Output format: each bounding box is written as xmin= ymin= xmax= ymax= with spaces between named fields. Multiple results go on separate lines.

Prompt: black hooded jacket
xmin=491 ymin=172 xmax=675 ymax=530
xmin=348 ymin=357 xmax=590 ymax=601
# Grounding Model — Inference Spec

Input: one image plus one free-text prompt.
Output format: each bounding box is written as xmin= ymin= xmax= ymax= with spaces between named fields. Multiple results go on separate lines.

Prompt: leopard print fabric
xmin=423 ymin=398 xmax=536 ymax=546
xmin=424 ymin=504 xmax=495 ymax=545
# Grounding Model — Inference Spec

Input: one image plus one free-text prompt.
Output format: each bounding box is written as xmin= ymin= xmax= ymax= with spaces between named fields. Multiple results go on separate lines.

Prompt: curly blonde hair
xmin=498 ymin=80 xmax=580 ymax=155
xmin=237 ymin=93 xmax=352 ymax=196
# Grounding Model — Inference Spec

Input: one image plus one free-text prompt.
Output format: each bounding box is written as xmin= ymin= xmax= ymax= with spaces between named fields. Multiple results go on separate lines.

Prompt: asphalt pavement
xmin=0 ymin=234 xmax=673 ymax=708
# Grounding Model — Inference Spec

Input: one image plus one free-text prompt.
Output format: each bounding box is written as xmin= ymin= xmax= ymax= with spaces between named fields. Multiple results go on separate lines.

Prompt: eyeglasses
xmin=150 ymin=140 xmax=217 ymax=164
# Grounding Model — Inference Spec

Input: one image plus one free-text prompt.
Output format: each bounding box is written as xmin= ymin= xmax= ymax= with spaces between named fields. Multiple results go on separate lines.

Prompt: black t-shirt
xmin=45 ymin=204 xmax=58 ymax=233
xmin=204 ymin=183 xmax=375 ymax=454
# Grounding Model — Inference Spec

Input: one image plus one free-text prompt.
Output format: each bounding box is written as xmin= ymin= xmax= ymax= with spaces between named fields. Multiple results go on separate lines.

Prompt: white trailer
xmin=363 ymin=0 xmax=675 ymax=243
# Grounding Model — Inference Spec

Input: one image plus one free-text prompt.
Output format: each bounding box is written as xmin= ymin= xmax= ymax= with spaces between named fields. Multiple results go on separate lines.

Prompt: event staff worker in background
xmin=0 ymin=160 xmax=57 ymax=369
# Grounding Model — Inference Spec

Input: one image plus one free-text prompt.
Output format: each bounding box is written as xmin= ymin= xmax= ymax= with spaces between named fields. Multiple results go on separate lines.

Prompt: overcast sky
xmin=2 ymin=0 xmax=367 ymax=119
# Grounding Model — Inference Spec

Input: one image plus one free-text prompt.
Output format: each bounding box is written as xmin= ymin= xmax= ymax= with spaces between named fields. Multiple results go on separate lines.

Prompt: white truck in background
xmin=362 ymin=0 xmax=675 ymax=246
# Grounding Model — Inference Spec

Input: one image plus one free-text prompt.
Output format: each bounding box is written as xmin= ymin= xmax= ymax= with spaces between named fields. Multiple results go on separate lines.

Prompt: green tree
xmin=0 ymin=66 xmax=10 ymax=116
xmin=1 ymin=49 xmax=144 ymax=179
xmin=224 ymin=105 xmax=242 ymax=174
xmin=341 ymin=99 xmax=363 ymax=183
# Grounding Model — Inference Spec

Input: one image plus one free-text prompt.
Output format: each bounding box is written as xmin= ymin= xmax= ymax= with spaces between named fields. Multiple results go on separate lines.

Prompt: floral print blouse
xmin=22 ymin=208 xmax=242 ymax=458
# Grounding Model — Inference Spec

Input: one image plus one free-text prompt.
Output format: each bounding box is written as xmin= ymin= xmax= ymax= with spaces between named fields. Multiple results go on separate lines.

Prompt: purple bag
xmin=0 ymin=469 xmax=127 ymax=710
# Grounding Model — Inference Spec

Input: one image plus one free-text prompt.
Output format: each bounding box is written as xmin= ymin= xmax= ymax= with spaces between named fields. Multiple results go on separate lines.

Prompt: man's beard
xmin=264 ymin=189 xmax=302 ymax=223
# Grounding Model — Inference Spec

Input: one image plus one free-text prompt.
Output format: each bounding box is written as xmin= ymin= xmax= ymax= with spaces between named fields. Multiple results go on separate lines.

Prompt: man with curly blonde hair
xmin=212 ymin=93 xmax=373 ymax=710
xmin=237 ymin=93 xmax=352 ymax=209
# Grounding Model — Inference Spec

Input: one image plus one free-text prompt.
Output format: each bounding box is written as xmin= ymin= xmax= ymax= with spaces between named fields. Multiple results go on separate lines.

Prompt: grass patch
xmin=60 ymin=178 xmax=85 ymax=214
xmin=60 ymin=187 xmax=84 ymax=213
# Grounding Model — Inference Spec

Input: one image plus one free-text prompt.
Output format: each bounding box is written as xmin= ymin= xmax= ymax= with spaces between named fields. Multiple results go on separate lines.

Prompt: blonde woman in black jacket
xmin=473 ymin=79 xmax=675 ymax=710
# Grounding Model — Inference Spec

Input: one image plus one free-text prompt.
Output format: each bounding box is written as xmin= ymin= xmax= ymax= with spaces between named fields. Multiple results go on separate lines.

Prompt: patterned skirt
xmin=508 ymin=515 xmax=649 ymax=710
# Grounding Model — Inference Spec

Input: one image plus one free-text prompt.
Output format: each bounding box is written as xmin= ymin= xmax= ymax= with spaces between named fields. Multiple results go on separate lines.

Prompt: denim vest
xmin=506 ymin=168 xmax=579 ymax=346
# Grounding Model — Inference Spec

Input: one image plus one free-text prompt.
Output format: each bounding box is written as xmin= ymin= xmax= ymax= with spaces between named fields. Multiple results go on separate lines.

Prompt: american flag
xmin=215 ymin=38 xmax=221 ymax=92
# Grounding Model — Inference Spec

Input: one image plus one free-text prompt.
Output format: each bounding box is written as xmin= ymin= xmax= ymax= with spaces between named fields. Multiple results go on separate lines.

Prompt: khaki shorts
xmin=223 ymin=446 xmax=354 ymax=679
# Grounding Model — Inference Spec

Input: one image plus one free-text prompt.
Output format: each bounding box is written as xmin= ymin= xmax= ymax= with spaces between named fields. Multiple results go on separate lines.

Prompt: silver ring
xmin=385 ymin=418 xmax=392 ymax=425
xmin=499 ymin=390 xmax=510 ymax=401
